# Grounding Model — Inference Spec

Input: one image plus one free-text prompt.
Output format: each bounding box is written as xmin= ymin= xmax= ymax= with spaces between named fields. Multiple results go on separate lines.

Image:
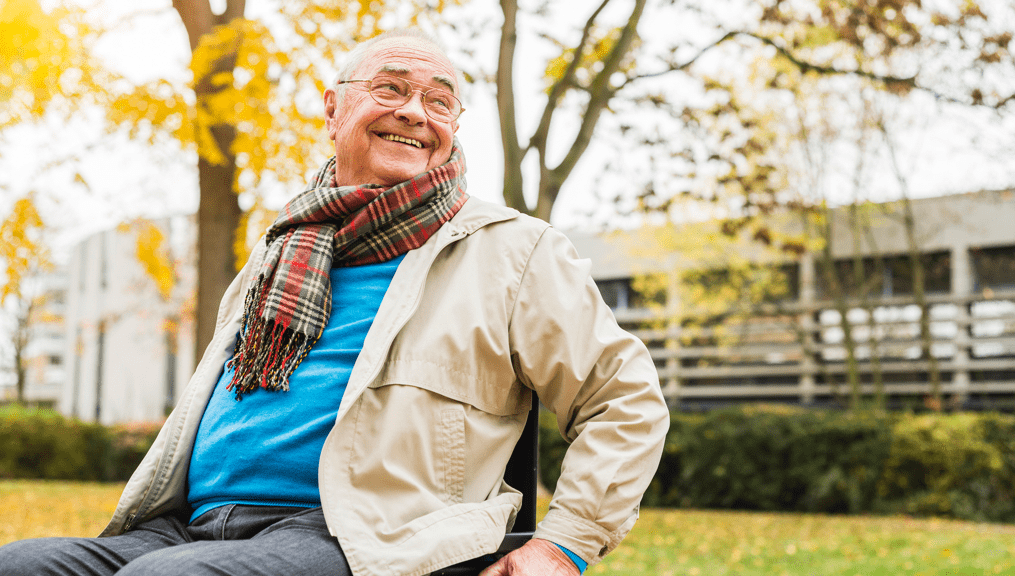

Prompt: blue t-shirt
xmin=187 ymin=255 xmax=404 ymax=521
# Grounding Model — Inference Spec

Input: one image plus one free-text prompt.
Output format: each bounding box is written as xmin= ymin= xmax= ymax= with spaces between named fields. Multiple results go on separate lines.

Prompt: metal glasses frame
xmin=336 ymin=76 xmax=464 ymax=121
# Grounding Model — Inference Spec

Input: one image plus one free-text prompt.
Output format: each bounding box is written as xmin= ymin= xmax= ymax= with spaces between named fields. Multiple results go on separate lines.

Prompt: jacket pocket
xmin=373 ymin=358 xmax=529 ymax=417
xmin=354 ymin=380 xmax=525 ymax=511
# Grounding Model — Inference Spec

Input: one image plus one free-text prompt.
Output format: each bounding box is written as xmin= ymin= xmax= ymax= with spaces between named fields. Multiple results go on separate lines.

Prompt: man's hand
xmin=479 ymin=538 xmax=581 ymax=576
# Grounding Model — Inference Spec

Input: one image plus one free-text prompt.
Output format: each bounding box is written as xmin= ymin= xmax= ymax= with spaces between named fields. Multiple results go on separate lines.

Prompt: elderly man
xmin=0 ymin=29 xmax=667 ymax=576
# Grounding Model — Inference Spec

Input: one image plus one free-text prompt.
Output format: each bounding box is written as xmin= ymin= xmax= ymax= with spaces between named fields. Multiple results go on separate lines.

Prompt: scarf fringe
xmin=226 ymin=274 xmax=318 ymax=399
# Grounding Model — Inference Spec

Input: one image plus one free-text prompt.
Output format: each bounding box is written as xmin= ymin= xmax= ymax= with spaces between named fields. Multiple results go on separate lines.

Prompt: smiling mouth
xmin=379 ymin=133 xmax=424 ymax=149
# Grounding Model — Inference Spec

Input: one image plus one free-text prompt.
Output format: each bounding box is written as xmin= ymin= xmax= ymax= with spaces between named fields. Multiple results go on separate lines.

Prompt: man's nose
xmin=394 ymin=91 xmax=428 ymax=125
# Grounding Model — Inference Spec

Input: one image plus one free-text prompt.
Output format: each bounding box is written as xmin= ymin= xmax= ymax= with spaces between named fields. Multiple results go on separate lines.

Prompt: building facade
xmin=60 ymin=217 xmax=196 ymax=424
xmin=0 ymin=270 xmax=68 ymax=407
xmin=21 ymin=270 xmax=68 ymax=407
xmin=568 ymin=190 xmax=1015 ymax=410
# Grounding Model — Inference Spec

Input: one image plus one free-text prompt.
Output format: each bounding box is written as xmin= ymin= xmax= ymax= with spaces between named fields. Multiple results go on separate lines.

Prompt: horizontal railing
xmin=612 ymin=289 xmax=1015 ymax=407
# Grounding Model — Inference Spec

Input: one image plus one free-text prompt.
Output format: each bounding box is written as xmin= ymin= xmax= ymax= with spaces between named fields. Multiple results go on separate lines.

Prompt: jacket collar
xmin=442 ymin=196 xmax=521 ymax=238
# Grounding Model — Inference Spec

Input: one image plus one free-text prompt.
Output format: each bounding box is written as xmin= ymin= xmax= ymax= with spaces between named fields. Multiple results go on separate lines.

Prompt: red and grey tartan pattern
xmin=226 ymin=140 xmax=468 ymax=398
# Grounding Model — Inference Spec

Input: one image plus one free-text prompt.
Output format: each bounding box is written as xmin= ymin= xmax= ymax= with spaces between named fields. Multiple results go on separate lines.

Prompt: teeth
xmin=381 ymin=134 xmax=423 ymax=148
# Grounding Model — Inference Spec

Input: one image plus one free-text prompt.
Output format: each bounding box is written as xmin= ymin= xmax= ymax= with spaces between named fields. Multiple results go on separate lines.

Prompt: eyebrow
xmin=378 ymin=64 xmax=456 ymax=94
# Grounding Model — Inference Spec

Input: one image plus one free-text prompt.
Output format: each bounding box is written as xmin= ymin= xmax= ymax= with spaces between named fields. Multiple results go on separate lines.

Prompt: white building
xmin=0 ymin=270 xmax=68 ymax=407
xmin=61 ymin=217 xmax=196 ymax=424
xmin=21 ymin=270 xmax=68 ymax=407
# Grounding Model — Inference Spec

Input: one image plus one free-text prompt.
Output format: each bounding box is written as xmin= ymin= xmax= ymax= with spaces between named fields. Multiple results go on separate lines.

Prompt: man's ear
xmin=324 ymin=89 xmax=338 ymax=140
xmin=452 ymin=119 xmax=460 ymax=134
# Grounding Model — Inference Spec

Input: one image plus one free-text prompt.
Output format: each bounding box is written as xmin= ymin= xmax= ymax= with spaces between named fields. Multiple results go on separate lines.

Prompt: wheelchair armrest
xmin=496 ymin=531 xmax=535 ymax=554
xmin=430 ymin=531 xmax=535 ymax=575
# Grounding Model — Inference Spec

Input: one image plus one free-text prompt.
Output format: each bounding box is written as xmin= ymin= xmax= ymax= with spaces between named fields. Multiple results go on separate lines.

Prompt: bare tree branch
xmin=743 ymin=32 xmax=918 ymax=89
xmin=740 ymin=32 xmax=988 ymax=108
xmin=539 ymin=0 xmax=647 ymax=217
xmin=497 ymin=0 xmax=527 ymax=212
xmin=618 ymin=30 xmax=997 ymax=110
xmin=617 ymin=31 xmax=739 ymax=90
xmin=527 ymin=0 xmax=611 ymax=158
xmin=996 ymin=92 xmax=1015 ymax=109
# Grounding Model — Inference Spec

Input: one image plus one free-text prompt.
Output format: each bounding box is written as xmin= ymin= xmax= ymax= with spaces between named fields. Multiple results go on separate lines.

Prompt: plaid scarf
xmin=226 ymin=140 xmax=468 ymax=399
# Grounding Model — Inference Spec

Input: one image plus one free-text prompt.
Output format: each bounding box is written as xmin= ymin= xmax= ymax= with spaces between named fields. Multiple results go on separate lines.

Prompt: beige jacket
xmin=101 ymin=198 xmax=669 ymax=576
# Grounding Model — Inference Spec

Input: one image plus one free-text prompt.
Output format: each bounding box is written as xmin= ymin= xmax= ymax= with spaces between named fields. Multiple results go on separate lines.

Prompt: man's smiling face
xmin=324 ymin=36 xmax=459 ymax=187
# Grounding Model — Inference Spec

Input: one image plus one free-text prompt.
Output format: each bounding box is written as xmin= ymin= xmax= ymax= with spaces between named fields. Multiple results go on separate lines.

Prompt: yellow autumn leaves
xmin=0 ymin=196 xmax=50 ymax=304
xmin=543 ymin=27 xmax=637 ymax=93
xmin=126 ymin=221 xmax=175 ymax=301
xmin=0 ymin=0 xmax=71 ymax=117
xmin=0 ymin=0 xmax=102 ymax=127
xmin=0 ymin=480 xmax=125 ymax=545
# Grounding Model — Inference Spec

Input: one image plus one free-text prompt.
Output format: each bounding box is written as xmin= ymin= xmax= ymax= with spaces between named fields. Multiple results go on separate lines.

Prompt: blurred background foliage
xmin=541 ymin=405 xmax=1015 ymax=523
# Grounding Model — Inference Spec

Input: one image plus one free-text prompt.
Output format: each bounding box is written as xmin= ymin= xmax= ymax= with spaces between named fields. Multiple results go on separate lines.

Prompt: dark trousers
xmin=0 ymin=505 xmax=351 ymax=576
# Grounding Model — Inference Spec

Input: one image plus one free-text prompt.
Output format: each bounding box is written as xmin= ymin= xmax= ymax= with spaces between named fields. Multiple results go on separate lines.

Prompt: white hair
xmin=330 ymin=29 xmax=459 ymax=101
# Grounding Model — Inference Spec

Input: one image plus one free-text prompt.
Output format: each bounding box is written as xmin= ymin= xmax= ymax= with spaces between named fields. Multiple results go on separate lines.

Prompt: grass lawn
xmin=1 ymin=480 xmax=126 ymax=545
xmin=3 ymin=480 xmax=1014 ymax=574
xmin=596 ymin=507 xmax=1015 ymax=576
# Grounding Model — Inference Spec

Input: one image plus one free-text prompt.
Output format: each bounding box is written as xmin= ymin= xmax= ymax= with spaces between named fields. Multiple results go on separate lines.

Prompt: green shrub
xmin=7 ymin=403 xmax=1015 ymax=522
xmin=537 ymin=409 xmax=568 ymax=493
xmin=660 ymin=406 xmax=891 ymax=514
xmin=0 ymin=405 xmax=159 ymax=482
xmin=108 ymin=422 xmax=162 ymax=480
xmin=0 ymin=406 xmax=100 ymax=480
xmin=878 ymin=413 xmax=1010 ymax=521
xmin=539 ymin=405 xmax=1015 ymax=522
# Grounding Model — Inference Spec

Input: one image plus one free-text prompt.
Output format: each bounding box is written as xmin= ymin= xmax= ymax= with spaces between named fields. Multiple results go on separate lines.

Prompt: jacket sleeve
xmin=507 ymin=226 xmax=669 ymax=567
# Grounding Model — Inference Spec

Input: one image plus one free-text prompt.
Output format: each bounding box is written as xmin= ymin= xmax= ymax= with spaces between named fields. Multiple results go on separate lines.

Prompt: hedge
xmin=0 ymin=405 xmax=160 ymax=482
xmin=6 ymin=404 xmax=1015 ymax=523
xmin=539 ymin=405 xmax=1015 ymax=523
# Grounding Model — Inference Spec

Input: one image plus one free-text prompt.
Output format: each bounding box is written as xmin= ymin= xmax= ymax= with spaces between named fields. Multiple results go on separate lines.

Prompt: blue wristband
xmin=553 ymin=543 xmax=587 ymax=574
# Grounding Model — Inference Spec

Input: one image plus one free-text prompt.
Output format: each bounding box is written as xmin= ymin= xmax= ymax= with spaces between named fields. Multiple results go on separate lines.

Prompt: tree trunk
xmin=173 ymin=0 xmax=246 ymax=357
xmin=849 ymin=203 xmax=885 ymax=409
xmin=495 ymin=0 xmax=646 ymax=221
xmin=902 ymin=195 xmax=942 ymax=409
xmin=816 ymin=207 xmax=861 ymax=409
xmin=535 ymin=175 xmax=560 ymax=223
xmin=13 ymin=297 xmax=35 ymax=405
xmin=195 ymin=131 xmax=241 ymax=357
xmin=496 ymin=0 xmax=529 ymax=216
xmin=13 ymin=318 xmax=26 ymax=404
xmin=880 ymin=122 xmax=942 ymax=409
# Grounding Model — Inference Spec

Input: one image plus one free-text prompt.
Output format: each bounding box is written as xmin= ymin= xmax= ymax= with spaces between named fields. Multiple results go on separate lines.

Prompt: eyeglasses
xmin=337 ymin=76 xmax=464 ymax=122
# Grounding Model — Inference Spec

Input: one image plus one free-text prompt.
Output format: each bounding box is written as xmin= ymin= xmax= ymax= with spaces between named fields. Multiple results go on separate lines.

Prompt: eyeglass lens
xmin=368 ymin=77 xmax=460 ymax=121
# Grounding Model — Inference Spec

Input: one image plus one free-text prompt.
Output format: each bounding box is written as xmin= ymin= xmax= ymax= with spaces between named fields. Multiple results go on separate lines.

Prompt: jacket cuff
xmin=533 ymin=507 xmax=637 ymax=568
